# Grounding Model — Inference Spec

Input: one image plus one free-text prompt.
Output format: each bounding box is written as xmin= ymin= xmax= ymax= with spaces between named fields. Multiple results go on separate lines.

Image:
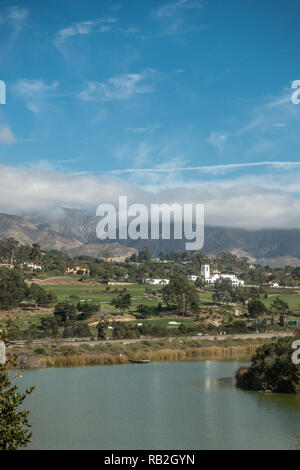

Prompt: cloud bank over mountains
xmin=1 ymin=162 xmax=300 ymax=231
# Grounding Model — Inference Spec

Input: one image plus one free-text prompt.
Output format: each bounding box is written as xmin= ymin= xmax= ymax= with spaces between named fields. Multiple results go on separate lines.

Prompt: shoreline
xmin=8 ymin=337 xmax=268 ymax=369
xmin=39 ymin=345 xmax=256 ymax=368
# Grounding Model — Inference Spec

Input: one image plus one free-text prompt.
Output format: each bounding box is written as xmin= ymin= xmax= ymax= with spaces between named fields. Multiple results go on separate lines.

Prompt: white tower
xmin=201 ymin=264 xmax=210 ymax=281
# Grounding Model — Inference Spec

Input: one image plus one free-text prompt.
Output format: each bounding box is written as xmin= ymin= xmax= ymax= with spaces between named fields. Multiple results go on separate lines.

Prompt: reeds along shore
xmin=37 ymin=344 xmax=259 ymax=368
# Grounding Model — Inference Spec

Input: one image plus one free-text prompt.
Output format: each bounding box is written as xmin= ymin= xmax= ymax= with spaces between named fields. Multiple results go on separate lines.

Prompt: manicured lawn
xmin=0 ymin=312 xmax=53 ymax=330
xmin=262 ymin=293 xmax=300 ymax=314
xmin=42 ymin=283 xmax=165 ymax=314
xmin=199 ymin=291 xmax=214 ymax=303
xmin=41 ymin=283 xmax=216 ymax=314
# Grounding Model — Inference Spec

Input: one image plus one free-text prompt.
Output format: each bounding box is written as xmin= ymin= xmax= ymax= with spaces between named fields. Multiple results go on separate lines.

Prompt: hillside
xmin=0 ymin=212 xmax=134 ymax=259
xmin=0 ymin=209 xmax=300 ymax=266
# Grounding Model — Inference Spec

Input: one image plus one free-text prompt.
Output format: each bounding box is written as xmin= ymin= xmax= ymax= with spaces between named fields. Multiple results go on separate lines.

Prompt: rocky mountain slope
xmin=0 ymin=209 xmax=300 ymax=266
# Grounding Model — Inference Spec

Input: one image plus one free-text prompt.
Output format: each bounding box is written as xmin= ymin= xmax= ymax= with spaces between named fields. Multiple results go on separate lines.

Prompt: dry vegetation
xmin=8 ymin=337 xmax=265 ymax=369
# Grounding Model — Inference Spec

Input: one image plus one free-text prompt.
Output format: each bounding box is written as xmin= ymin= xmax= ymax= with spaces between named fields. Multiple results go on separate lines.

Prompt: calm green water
xmin=16 ymin=361 xmax=300 ymax=450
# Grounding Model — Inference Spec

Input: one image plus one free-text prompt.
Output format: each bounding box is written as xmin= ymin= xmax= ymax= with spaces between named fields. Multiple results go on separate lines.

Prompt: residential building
xmin=200 ymin=264 xmax=244 ymax=286
xmin=66 ymin=266 xmax=90 ymax=275
xmin=206 ymin=273 xmax=244 ymax=287
xmin=144 ymin=278 xmax=169 ymax=285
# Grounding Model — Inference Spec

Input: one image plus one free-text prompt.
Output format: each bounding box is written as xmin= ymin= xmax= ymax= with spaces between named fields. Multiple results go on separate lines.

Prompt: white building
xmin=206 ymin=273 xmax=244 ymax=287
xmin=200 ymin=264 xmax=244 ymax=286
xmin=188 ymin=275 xmax=199 ymax=282
xmin=201 ymin=264 xmax=210 ymax=281
xmin=24 ymin=262 xmax=42 ymax=271
xmin=144 ymin=279 xmax=170 ymax=285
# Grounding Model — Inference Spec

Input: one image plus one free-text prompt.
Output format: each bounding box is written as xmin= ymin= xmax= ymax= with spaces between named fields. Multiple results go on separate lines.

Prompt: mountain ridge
xmin=0 ymin=210 xmax=300 ymax=267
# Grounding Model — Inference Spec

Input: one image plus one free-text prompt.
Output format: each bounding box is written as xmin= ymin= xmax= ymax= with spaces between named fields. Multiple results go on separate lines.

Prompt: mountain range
xmin=0 ymin=209 xmax=300 ymax=267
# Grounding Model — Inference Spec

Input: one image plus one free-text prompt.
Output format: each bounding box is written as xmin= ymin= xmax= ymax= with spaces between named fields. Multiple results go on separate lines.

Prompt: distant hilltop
xmin=0 ymin=209 xmax=300 ymax=267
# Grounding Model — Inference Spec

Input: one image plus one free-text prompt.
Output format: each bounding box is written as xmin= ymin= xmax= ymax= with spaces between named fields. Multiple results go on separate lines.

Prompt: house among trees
xmin=200 ymin=264 xmax=244 ymax=286
xmin=144 ymin=278 xmax=170 ymax=285
xmin=261 ymin=281 xmax=280 ymax=288
xmin=66 ymin=266 xmax=90 ymax=275
xmin=23 ymin=262 xmax=42 ymax=270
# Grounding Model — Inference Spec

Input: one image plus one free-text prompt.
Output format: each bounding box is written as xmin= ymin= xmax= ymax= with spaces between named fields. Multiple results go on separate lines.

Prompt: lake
xmin=16 ymin=361 xmax=300 ymax=450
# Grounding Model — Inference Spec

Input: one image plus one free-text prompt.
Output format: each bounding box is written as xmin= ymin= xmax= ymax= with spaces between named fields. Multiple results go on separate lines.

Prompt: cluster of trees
xmin=51 ymin=300 xmax=101 ymax=338
xmin=136 ymin=304 xmax=158 ymax=319
xmin=0 ymin=268 xmax=57 ymax=310
xmin=221 ymin=319 xmax=256 ymax=334
xmin=27 ymin=284 xmax=57 ymax=307
xmin=211 ymin=278 xmax=290 ymax=325
xmin=247 ymin=296 xmax=290 ymax=325
xmin=3 ymin=236 xmax=300 ymax=289
xmin=42 ymin=249 xmax=73 ymax=275
xmin=53 ymin=300 xmax=100 ymax=323
xmin=0 ymin=238 xmax=42 ymax=267
xmin=97 ymin=319 xmax=202 ymax=341
xmin=212 ymin=279 xmax=261 ymax=306
xmin=5 ymin=296 xmax=101 ymax=340
xmin=111 ymin=322 xmax=140 ymax=339
xmin=236 ymin=337 xmax=300 ymax=393
xmin=110 ymin=292 xmax=132 ymax=315
xmin=0 ymin=269 xmax=28 ymax=309
xmin=162 ymin=274 xmax=200 ymax=317
xmin=129 ymin=247 xmax=152 ymax=264
xmin=62 ymin=320 xmax=91 ymax=338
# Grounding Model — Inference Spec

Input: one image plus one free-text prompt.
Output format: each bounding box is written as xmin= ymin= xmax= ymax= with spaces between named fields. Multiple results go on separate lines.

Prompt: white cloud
xmin=110 ymin=161 xmax=300 ymax=175
xmin=54 ymin=18 xmax=117 ymax=51
xmin=14 ymin=79 xmax=59 ymax=98
xmin=0 ymin=125 xmax=16 ymax=144
xmin=0 ymin=6 xmax=29 ymax=32
xmin=153 ymin=0 xmax=203 ymax=34
xmin=79 ymin=69 xmax=158 ymax=102
xmin=14 ymin=79 xmax=59 ymax=113
xmin=155 ymin=0 xmax=202 ymax=17
xmin=206 ymin=86 xmax=300 ymax=160
xmin=236 ymin=93 xmax=296 ymax=136
xmin=121 ymin=26 xmax=140 ymax=34
xmin=1 ymin=163 xmax=300 ymax=230
xmin=132 ymin=142 xmax=154 ymax=167
xmin=207 ymin=132 xmax=227 ymax=152
xmin=126 ymin=125 xmax=160 ymax=133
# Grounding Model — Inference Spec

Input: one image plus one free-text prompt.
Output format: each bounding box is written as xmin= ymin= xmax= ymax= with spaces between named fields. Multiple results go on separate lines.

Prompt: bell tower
xmin=201 ymin=264 xmax=210 ymax=281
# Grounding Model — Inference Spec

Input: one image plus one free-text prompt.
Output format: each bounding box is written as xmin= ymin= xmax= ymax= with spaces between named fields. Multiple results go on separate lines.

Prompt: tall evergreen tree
xmin=0 ymin=331 xmax=34 ymax=449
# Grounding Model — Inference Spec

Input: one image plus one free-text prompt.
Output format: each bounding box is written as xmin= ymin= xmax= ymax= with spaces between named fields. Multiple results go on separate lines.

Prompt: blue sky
xmin=1 ymin=0 xmax=300 ymax=229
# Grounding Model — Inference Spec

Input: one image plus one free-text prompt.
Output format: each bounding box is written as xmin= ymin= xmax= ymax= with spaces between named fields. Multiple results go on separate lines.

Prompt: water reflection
xmin=16 ymin=361 xmax=300 ymax=450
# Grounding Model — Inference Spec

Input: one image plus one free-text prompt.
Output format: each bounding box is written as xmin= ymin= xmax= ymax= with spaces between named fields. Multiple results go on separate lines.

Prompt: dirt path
xmin=33 ymin=276 xmax=100 ymax=286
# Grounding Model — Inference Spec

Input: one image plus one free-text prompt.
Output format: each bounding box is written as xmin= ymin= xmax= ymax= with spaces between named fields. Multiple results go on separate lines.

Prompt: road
xmin=7 ymin=331 xmax=294 ymax=348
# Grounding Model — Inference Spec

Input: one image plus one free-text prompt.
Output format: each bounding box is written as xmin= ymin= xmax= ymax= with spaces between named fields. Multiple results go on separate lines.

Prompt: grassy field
xmin=41 ymin=282 xmax=215 ymax=312
xmin=42 ymin=283 xmax=164 ymax=314
xmin=0 ymin=280 xmax=212 ymax=332
xmin=262 ymin=293 xmax=300 ymax=315
xmin=3 ymin=277 xmax=300 ymax=335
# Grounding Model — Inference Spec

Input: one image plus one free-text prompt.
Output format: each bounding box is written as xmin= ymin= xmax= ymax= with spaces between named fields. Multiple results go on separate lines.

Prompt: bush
xmin=34 ymin=347 xmax=46 ymax=355
xmin=235 ymin=337 xmax=300 ymax=393
xmin=113 ymin=323 xmax=140 ymax=339
xmin=63 ymin=321 xmax=91 ymax=338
